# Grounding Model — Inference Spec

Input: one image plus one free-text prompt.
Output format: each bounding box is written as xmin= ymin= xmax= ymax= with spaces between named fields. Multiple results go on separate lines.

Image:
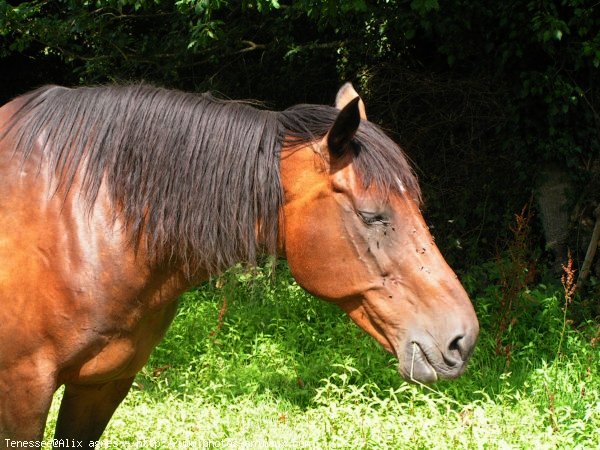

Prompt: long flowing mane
xmin=2 ymin=84 xmax=420 ymax=273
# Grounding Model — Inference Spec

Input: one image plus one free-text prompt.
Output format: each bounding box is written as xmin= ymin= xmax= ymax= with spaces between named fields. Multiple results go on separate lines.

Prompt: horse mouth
xmin=398 ymin=342 xmax=439 ymax=384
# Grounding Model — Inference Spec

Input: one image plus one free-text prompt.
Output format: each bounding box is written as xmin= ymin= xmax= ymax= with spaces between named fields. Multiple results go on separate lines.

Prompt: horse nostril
xmin=444 ymin=334 xmax=466 ymax=366
xmin=449 ymin=334 xmax=463 ymax=352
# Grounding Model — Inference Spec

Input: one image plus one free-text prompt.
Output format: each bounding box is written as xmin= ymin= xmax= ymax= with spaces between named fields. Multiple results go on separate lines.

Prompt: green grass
xmin=44 ymin=263 xmax=600 ymax=449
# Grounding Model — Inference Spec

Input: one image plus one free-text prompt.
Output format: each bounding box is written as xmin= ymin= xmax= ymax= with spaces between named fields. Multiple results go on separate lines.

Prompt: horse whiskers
xmin=411 ymin=341 xmax=417 ymax=381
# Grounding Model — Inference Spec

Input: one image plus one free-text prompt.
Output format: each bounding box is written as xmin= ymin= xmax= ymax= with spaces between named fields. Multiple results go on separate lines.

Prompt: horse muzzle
xmin=396 ymin=325 xmax=479 ymax=384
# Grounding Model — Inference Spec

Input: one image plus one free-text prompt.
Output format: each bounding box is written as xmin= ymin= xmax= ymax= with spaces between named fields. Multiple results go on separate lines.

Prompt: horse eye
xmin=358 ymin=211 xmax=389 ymax=226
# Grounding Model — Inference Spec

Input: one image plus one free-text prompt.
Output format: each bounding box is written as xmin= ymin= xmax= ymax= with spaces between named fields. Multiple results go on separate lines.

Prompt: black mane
xmin=3 ymin=84 xmax=420 ymax=273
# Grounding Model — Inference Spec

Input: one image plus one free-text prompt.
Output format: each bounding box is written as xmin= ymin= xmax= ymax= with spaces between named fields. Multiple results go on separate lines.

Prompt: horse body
xmin=0 ymin=84 xmax=478 ymax=445
xmin=0 ymin=98 xmax=194 ymax=440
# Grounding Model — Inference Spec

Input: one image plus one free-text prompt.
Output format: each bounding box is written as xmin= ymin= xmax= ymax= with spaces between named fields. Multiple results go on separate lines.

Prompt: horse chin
xmin=397 ymin=343 xmax=439 ymax=384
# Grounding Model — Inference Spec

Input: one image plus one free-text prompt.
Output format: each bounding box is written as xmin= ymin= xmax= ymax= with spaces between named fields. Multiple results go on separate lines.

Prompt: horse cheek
xmin=284 ymin=201 xmax=357 ymax=301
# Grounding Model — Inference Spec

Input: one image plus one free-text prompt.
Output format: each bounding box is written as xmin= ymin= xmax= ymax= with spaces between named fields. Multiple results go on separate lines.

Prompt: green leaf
xmin=410 ymin=0 xmax=439 ymax=15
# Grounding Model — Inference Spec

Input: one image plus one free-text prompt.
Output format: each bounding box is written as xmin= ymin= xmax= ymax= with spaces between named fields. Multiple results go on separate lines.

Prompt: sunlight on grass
xmin=45 ymin=263 xmax=600 ymax=449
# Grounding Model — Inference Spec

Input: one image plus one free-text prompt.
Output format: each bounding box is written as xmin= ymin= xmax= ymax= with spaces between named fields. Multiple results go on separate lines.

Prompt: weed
xmin=493 ymin=203 xmax=537 ymax=366
xmin=557 ymin=251 xmax=577 ymax=360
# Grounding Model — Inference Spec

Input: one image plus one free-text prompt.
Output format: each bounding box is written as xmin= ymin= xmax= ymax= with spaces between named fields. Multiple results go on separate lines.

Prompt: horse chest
xmin=59 ymin=294 xmax=180 ymax=384
xmin=53 ymin=256 xmax=192 ymax=384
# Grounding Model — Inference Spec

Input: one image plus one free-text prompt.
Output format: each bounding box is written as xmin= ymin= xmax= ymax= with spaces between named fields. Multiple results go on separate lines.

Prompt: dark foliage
xmin=1 ymin=0 xmax=598 ymax=270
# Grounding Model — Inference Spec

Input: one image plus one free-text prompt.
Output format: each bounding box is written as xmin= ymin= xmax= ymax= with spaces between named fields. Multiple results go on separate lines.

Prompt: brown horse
xmin=0 ymin=83 xmax=478 ymax=445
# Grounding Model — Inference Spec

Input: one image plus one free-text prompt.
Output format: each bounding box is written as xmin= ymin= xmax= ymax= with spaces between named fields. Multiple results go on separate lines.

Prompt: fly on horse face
xmin=0 ymin=83 xmax=478 ymax=445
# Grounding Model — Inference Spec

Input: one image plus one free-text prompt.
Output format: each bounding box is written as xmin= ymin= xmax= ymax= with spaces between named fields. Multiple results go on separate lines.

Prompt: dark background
xmin=1 ymin=0 xmax=599 ymax=293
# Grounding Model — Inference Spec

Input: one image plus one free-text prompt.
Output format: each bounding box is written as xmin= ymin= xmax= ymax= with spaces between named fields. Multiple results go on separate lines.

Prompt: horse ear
xmin=335 ymin=82 xmax=367 ymax=120
xmin=327 ymin=97 xmax=361 ymax=159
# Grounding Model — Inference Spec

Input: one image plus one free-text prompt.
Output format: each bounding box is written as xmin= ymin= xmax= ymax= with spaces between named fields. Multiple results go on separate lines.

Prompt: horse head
xmin=280 ymin=84 xmax=479 ymax=383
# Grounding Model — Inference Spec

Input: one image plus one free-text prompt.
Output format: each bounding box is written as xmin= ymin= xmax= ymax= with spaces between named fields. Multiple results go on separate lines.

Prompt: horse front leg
xmin=0 ymin=356 xmax=57 ymax=447
xmin=53 ymin=377 xmax=135 ymax=448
